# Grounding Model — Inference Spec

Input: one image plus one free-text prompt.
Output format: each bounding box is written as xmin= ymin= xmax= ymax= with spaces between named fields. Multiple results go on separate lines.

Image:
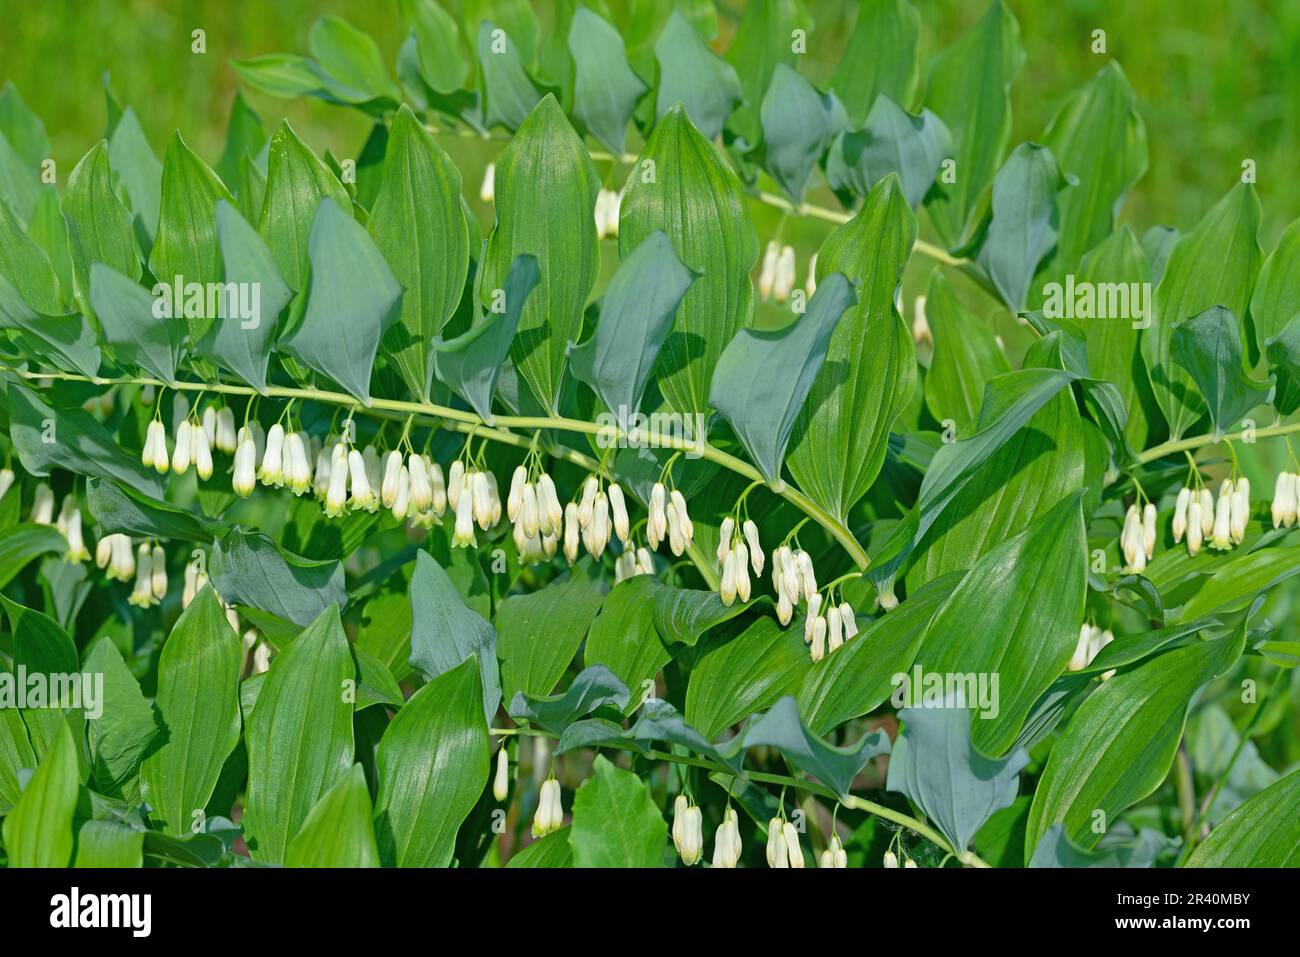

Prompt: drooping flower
xmin=608 ymin=482 xmax=629 ymax=544
xmin=782 ymin=820 xmax=805 ymax=868
xmin=150 ymin=543 xmax=167 ymax=600
xmin=532 ymin=778 xmax=563 ymax=838
xmin=259 ymin=423 xmax=286 ymax=487
xmin=1172 ymin=487 xmax=1191 ymax=542
xmin=57 ymin=495 xmax=89 ymax=563
xmin=215 ymin=406 xmax=238 ymax=453
xmin=128 ymin=543 xmax=155 ymax=608
xmin=758 ymin=240 xmax=779 ymax=301
xmin=493 ymin=745 xmax=510 ymax=802
xmin=773 ymin=245 xmax=796 ymax=303
xmin=171 ymin=419 xmax=193 ymax=474
xmin=1272 ymin=471 xmax=1298 ymax=528
xmin=324 ymin=444 xmax=349 ymax=518
xmin=819 ymin=832 xmax=847 ymax=869
xmin=1209 ymin=482 xmax=1233 ymax=550
xmin=30 ymin=482 xmax=54 ymax=525
xmin=765 ymin=817 xmax=788 ymax=868
xmin=1229 ymin=477 xmax=1249 ymax=544
xmin=712 ymin=807 xmax=742 ymax=869
xmin=142 ymin=420 xmax=169 ymax=474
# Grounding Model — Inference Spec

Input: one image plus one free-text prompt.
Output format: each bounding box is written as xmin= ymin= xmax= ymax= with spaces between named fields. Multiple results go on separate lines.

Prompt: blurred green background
xmin=2 ymin=0 xmax=1297 ymax=241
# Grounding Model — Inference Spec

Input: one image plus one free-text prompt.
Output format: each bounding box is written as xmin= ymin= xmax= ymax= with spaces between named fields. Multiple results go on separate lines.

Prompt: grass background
xmin=2 ymin=0 xmax=1297 ymax=239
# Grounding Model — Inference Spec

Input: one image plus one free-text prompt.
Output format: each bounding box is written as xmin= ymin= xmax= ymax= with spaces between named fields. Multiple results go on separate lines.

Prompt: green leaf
xmin=1250 ymin=215 xmax=1300 ymax=356
xmin=243 ymin=604 xmax=356 ymax=864
xmin=368 ymin=105 xmax=470 ymax=400
xmin=651 ymin=581 xmax=755 ymax=646
xmin=0 ymin=195 xmax=65 ymax=315
xmin=744 ymin=696 xmax=889 ymax=800
xmin=496 ymin=559 xmax=606 ymax=703
xmin=1024 ymin=629 xmax=1244 ymax=858
xmin=89 ymin=262 xmax=183 ymax=383
xmin=710 ymin=272 xmax=857 ymax=484
xmin=107 ymin=108 xmax=163 ymax=246
xmin=232 ymin=54 xmax=335 ymax=102
xmin=1071 ymin=225 xmax=1156 ymax=449
xmin=569 ymin=230 xmax=697 ymax=420
xmin=786 ymin=174 xmax=916 ymax=521
xmin=7 ymin=382 xmax=164 ymax=497
xmin=374 ymin=656 xmax=489 ymax=867
xmin=568 ymin=7 xmax=647 ymax=153
xmin=0 ymin=272 xmax=100 ymax=378
xmin=723 ymin=0 xmax=811 ymax=149
xmin=619 ymin=104 xmax=758 ymax=416
xmin=26 ymin=187 xmax=75 ymax=309
xmin=139 ymin=588 xmax=243 ymax=835
xmin=653 ymin=11 xmax=742 ymax=141
xmin=686 ymin=617 xmax=811 ymax=739
xmin=0 ymin=697 xmax=37 ymax=813
xmin=1040 ymin=61 xmax=1147 ymax=275
xmin=148 ymin=132 xmax=235 ymax=342
xmin=74 ymin=820 xmax=145 ymax=868
xmin=257 ymin=121 xmax=351 ymax=291
xmin=1170 ymin=305 xmax=1272 ymax=438
xmin=0 ymin=522 xmax=68 ymax=590
xmin=759 ymin=64 xmax=847 ymax=202
xmin=482 ymin=94 xmax=598 ymax=413
xmin=1 ymin=717 xmax=80 ymax=867
xmin=0 ymin=82 xmax=50 ymax=167
xmin=0 ymin=128 xmax=38 ymax=222
xmin=923 ymin=0 xmax=1023 ymax=250
xmin=914 ymin=491 xmax=1087 ymax=756
xmin=882 ymin=367 xmax=1078 ymax=583
xmin=285 ymin=763 xmax=381 ymax=867
xmin=921 ymin=268 xmax=1010 ymax=434
xmin=82 ymin=636 xmax=157 ymax=799
xmin=583 ymin=576 xmax=672 ymax=703
xmin=568 ymin=753 xmax=667 ymax=867
xmin=408 ymin=549 xmax=502 ymax=723
xmin=1266 ymin=313 xmax=1300 ymax=416
xmin=977 ymin=142 xmax=1069 ymax=311
xmin=194 ymin=200 xmax=292 ymax=393
xmin=279 ymin=197 xmax=403 ymax=402
xmin=908 ymin=346 xmax=1085 ymax=588
xmin=1186 ymin=768 xmax=1300 ymax=867
xmin=85 ymin=477 xmax=230 ymax=544
xmin=433 ymin=253 xmax=541 ymax=423
xmin=1142 ymin=181 xmax=1262 ymax=438
xmin=211 ymin=529 xmax=347 ymax=628
xmin=830 ymin=0 xmax=921 ymax=125
xmin=1176 ymin=545 xmax=1300 ymax=622
xmin=4 ymin=594 xmax=82 ymax=761
xmin=307 ymin=16 xmax=401 ymax=106
xmin=826 ymin=95 xmax=951 ymax=209
xmin=477 ymin=21 xmax=543 ymax=131
xmin=64 ymin=141 xmax=140 ymax=302
xmin=400 ymin=0 xmax=470 ymax=96
xmin=214 ymin=92 xmax=266 ymax=194
xmin=798 ymin=572 xmax=958 ymax=735
xmin=887 ymin=706 xmax=1028 ymax=853
xmin=507 ymin=826 xmax=574 ymax=867
xmin=508 ymin=664 xmax=630 ymax=734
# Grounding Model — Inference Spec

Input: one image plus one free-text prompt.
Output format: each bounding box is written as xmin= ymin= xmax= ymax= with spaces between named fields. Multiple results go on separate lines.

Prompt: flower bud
xmin=128 ymin=543 xmax=154 ymax=607
xmin=192 ymin=423 xmax=214 ymax=481
xmin=840 ymin=602 xmax=858 ymax=639
xmin=521 ymin=482 xmax=539 ymax=538
xmin=766 ymin=817 xmax=788 ymax=868
xmin=1210 ymin=491 xmax=1232 ymax=550
xmin=427 ymin=457 xmax=447 ymax=515
xmin=348 ymin=449 xmax=375 ymax=510
xmin=577 ymin=475 xmax=598 ymax=527
xmin=0 ymin=468 xmax=13 ymax=501
xmin=827 ymin=605 xmax=843 ymax=654
xmin=563 ymin=502 xmax=580 ymax=564
xmin=538 ymin=473 xmax=563 ymax=534
xmin=507 ymin=465 xmax=527 ymax=521
xmin=782 ymin=820 xmax=804 ymax=868
xmin=324 ymin=445 xmax=349 ymax=517
xmin=810 ymin=615 xmax=827 ymax=662
xmin=742 ymin=519 xmax=764 ymax=576
xmin=608 ymin=482 xmax=629 ymax=544
xmin=215 ymin=406 xmax=237 ymax=453
xmin=493 ymin=746 xmax=510 ymax=802
xmin=759 ymin=240 xmax=779 ymax=301
xmin=1199 ymin=488 xmax=1215 ymax=536
xmin=150 ymin=543 xmax=167 ymax=600
xmin=1142 ymin=502 xmax=1157 ymax=560
xmin=452 ymin=484 xmax=477 ymax=547
xmin=381 ymin=450 xmax=404 ymax=508
xmin=1229 ymin=477 xmax=1249 ymax=544
xmin=883 ymin=850 xmax=899 ymax=868
xmin=773 ymin=245 xmax=796 ymax=303
xmin=479 ymin=162 xmax=495 ymax=203
xmin=1186 ymin=500 xmax=1203 ymax=556
xmin=391 ymin=466 xmax=411 ymax=520
xmin=31 ymin=483 xmax=54 ymax=525
xmin=717 ymin=516 xmax=735 ymax=566
xmin=1172 ymin=487 xmax=1190 ymax=542
xmin=447 ymin=459 xmax=465 ymax=510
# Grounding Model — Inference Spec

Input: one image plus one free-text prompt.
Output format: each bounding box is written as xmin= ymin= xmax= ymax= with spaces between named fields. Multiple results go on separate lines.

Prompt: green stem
xmin=1138 ymin=420 xmax=1300 ymax=464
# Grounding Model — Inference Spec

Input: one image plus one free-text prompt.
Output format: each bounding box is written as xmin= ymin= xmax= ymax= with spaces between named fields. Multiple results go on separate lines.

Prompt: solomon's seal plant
xmin=0 ymin=0 xmax=1296 ymax=872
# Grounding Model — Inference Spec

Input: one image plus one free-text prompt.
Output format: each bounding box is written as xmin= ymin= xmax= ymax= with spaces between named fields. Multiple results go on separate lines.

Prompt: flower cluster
xmin=770 ymin=544 xmax=858 ymax=661
xmin=765 ymin=816 xmax=804 ymax=868
xmin=1119 ymin=501 xmax=1157 ymax=570
xmin=757 ymin=242 xmax=815 ymax=304
xmin=716 ymin=516 xmax=763 ymax=605
xmin=671 ymin=795 xmax=703 ymax=866
xmin=819 ymin=832 xmax=847 ymax=869
xmin=1171 ymin=478 xmax=1249 ymax=557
